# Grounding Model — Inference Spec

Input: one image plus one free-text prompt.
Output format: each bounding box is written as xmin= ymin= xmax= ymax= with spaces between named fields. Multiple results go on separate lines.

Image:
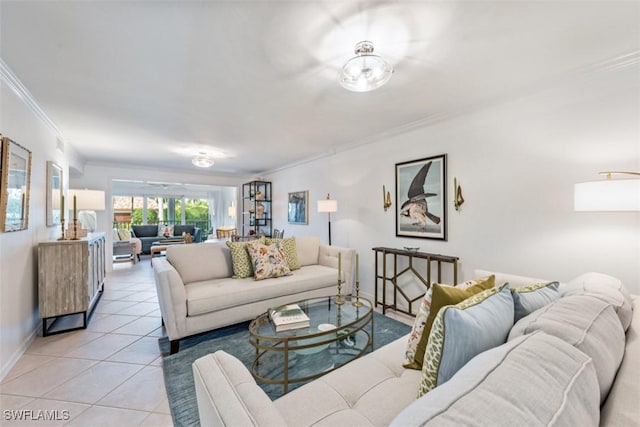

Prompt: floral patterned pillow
xmin=246 ymin=241 xmax=292 ymax=281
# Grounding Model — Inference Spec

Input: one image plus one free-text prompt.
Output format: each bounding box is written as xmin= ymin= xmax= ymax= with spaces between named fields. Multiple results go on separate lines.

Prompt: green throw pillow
xmin=264 ymin=237 xmax=300 ymax=270
xmin=405 ymin=275 xmax=496 ymax=370
xmin=226 ymin=237 xmax=265 ymax=279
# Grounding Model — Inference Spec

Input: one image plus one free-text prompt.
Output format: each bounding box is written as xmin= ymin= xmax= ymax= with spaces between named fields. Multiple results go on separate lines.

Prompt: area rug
xmin=159 ymin=312 xmax=411 ymax=427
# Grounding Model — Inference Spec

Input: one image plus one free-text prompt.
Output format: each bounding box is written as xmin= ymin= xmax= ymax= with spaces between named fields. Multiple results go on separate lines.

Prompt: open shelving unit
xmin=242 ymin=180 xmax=272 ymax=237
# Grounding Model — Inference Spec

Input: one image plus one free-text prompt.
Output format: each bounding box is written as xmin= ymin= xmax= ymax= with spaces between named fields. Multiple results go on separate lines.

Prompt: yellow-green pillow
xmin=226 ymin=237 xmax=265 ymax=279
xmin=265 ymin=237 xmax=300 ymax=270
xmin=405 ymin=275 xmax=495 ymax=370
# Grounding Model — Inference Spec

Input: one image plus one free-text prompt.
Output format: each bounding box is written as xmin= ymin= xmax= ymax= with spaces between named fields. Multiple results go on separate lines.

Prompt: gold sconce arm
xmin=454 ymin=177 xmax=465 ymax=211
xmin=383 ymin=185 xmax=392 ymax=211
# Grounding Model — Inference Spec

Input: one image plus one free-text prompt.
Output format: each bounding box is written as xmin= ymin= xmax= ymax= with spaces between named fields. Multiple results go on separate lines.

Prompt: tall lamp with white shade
xmin=574 ymin=172 xmax=640 ymax=212
xmin=317 ymin=193 xmax=338 ymax=245
xmin=68 ymin=189 xmax=106 ymax=233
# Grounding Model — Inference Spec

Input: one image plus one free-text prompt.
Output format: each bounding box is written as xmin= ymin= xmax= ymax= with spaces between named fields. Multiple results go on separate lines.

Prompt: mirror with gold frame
xmin=46 ymin=161 xmax=63 ymax=226
xmin=0 ymin=136 xmax=33 ymax=232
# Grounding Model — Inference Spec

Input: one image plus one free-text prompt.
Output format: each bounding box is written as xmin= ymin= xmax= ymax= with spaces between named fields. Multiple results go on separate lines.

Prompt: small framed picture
xmin=288 ymin=191 xmax=308 ymax=224
xmin=396 ymin=154 xmax=447 ymax=240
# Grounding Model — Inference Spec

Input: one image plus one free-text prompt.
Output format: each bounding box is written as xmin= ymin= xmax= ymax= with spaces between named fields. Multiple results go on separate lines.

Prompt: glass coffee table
xmin=249 ymin=295 xmax=373 ymax=394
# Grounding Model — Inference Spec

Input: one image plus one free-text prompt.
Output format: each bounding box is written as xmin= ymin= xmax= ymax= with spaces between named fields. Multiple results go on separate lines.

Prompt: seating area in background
xmin=216 ymin=226 xmax=237 ymax=238
xmin=112 ymin=228 xmax=142 ymax=263
xmin=131 ymin=224 xmax=202 ymax=254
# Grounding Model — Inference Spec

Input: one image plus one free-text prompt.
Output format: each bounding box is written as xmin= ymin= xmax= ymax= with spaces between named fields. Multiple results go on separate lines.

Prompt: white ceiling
xmin=1 ymin=1 xmax=638 ymax=176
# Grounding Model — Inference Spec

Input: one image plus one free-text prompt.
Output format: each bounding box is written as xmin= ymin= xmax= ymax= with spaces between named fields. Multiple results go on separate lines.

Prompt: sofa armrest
xmin=153 ymin=258 xmax=188 ymax=341
xmin=193 ymin=351 xmax=288 ymax=427
xmin=318 ymin=245 xmax=356 ymax=294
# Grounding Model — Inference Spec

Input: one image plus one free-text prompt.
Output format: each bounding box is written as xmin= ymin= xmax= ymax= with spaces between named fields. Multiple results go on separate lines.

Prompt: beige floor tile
xmin=94 ymin=300 xmax=139 ymax=315
xmin=65 ymin=405 xmax=149 ymax=427
xmin=0 ymin=394 xmax=35 ymax=409
xmin=86 ymin=314 xmax=139 ymax=333
xmin=98 ymin=366 xmax=167 ymax=412
xmin=139 ymin=412 xmax=174 ymax=427
xmin=112 ymin=317 xmax=162 ymax=336
xmin=26 ymin=331 xmax=105 ymax=357
xmin=149 ymin=356 xmax=163 ymax=367
xmin=1 ymin=354 xmax=56 ymax=383
xmin=44 ymin=361 xmax=143 ymax=404
xmin=117 ymin=291 xmax=158 ymax=302
xmin=0 ymin=358 xmax=97 ymax=397
xmin=144 ymin=309 xmax=162 ymax=318
xmin=65 ymin=334 xmax=141 ymax=360
xmin=107 ymin=337 xmax=162 ymax=365
xmin=101 ymin=290 xmax=137 ymax=301
xmin=146 ymin=326 xmax=166 ymax=338
xmin=2 ymin=398 xmax=90 ymax=426
xmin=116 ymin=302 xmax=159 ymax=316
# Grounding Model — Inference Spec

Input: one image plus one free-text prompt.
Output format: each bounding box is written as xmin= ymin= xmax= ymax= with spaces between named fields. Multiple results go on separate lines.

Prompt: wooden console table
xmin=372 ymin=247 xmax=459 ymax=316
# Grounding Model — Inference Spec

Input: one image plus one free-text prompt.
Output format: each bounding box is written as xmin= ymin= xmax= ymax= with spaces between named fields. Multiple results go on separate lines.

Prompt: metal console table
xmin=372 ymin=247 xmax=459 ymax=316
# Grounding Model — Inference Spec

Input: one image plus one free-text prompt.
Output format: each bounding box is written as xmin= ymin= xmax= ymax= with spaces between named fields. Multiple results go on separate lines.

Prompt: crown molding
xmin=0 ymin=57 xmax=63 ymax=138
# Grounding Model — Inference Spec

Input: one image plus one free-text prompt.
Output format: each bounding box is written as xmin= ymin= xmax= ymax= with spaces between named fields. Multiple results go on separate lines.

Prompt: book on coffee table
xmin=269 ymin=304 xmax=310 ymax=332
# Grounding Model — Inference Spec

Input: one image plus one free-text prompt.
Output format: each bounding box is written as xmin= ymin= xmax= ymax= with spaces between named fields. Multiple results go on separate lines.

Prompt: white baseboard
xmin=0 ymin=323 xmax=41 ymax=382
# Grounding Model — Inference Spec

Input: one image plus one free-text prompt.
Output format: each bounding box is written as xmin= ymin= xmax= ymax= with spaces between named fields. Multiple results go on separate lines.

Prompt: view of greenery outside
xmin=129 ymin=198 xmax=210 ymax=230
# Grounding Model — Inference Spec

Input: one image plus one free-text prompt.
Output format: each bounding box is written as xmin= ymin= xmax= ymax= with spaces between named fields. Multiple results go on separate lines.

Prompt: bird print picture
xmin=396 ymin=154 xmax=447 ymax=240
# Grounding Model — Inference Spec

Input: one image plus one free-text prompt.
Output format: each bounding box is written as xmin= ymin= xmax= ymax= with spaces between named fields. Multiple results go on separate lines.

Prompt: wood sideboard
xmin=38 ymin=232 xmax=106 ymax=336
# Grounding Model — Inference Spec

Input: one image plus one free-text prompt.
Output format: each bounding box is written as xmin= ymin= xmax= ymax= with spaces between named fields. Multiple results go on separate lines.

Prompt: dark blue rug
xmin=159 ymin=312 xmax=411 ymax=427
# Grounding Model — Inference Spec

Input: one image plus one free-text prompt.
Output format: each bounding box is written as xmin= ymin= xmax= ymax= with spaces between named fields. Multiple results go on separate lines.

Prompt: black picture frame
xmin=395 ymin=154 xmax=447 ymax=240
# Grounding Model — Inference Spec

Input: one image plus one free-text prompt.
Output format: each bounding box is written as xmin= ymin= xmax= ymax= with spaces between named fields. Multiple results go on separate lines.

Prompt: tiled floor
xmin=0 ymin=259 xmax=173 ymax=426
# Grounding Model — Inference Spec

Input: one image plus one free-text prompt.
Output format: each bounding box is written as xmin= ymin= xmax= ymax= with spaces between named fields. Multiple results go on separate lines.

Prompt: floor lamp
xmin=574 ymin=171 xmax=640 ymax=211
xmin=317 ymin=193 xmax=338 ymax=245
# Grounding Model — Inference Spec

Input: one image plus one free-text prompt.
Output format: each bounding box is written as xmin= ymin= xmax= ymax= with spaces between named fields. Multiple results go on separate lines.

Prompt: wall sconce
xmin=383 ymin=185 xmax=392 ymax=211
xmin=574 ymin=171 xmax=640 ymax=211
xmin=454 ymin=177 xmax=465 ymax=211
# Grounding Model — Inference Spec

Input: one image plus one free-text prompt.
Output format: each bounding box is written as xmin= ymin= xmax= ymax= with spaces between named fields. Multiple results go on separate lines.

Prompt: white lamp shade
xmin=574 ymin=179 xmax=640 ymax=211
xmin=317 ymin=199 xmax=338 ymax=213
xmin=228 ymin=206 xmax=236 ymax=217
xmin=68 ymin=189 xmax=106 ymax=211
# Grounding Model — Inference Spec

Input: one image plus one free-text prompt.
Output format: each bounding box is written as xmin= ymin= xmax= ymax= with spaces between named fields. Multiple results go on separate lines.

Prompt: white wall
xmin=266 ymin=64 xmax=640 ymax=297
xmin=0 ymin=79 xmax=83 ymax=379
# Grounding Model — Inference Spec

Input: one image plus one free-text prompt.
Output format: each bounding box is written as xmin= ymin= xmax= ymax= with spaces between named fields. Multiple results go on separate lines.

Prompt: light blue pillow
xmin=511 ymin=281 xmax=559 ymax=322
xmin=418 ymin=284 xmax=514 ymax=396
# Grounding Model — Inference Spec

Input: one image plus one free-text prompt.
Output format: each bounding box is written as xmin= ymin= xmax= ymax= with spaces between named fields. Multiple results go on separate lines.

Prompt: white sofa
xmin=192 ymin=271 xmax=638 ymax=426
xmin=153 ymin=236 xmax=355 ymax=354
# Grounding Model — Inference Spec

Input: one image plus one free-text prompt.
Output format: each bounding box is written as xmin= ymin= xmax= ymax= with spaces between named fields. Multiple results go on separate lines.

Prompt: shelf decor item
xmin=0 ymin=135 xmax=32 ymax=232
xmin=396 ymin=154 xmax=447 ymax=240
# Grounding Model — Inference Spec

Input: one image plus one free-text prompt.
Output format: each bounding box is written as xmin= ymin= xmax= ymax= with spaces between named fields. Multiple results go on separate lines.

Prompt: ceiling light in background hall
xmin=192 ymin=152 xmax=214 ymax=168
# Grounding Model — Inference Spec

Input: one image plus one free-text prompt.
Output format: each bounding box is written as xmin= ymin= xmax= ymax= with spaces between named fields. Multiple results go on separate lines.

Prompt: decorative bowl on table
xmin=404 ymin=247 xmax=420 ymax=253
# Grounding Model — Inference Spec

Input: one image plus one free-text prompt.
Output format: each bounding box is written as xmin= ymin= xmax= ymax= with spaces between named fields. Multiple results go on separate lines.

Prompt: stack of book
xmin=268 ymin=304 xmax=310 ymax=332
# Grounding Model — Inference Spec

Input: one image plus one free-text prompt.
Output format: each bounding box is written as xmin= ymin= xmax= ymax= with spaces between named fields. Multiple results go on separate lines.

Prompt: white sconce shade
xmin=574 ymin=179 xmax=640 ymax=211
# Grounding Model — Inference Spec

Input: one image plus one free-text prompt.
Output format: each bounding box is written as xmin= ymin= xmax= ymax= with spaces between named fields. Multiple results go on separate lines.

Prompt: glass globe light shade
xmin=192 ymin=152 xmax=214 ymax=168
xmin=338 ymin=41 xmax=394 ymax=92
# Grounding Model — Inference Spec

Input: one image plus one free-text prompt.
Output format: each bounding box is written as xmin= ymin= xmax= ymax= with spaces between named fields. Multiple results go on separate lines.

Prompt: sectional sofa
xmin=131 ymin=224 xmax=202 ymax=253
xmin=153 ymin=236 xmax=355 ymax=354
xmin=192 ymin=270 xmax=638 ymax=426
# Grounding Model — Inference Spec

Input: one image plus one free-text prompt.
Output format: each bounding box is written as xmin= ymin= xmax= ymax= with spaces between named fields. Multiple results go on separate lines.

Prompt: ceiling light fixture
xmin=192 ymin=152 xmax=214 ymax=168
xmin=338 ymin=41 xmax=394 ymax=92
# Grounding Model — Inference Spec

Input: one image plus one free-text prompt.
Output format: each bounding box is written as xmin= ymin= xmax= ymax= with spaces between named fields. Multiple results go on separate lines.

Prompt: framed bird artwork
xmin=395 ymin=154 xmax=447 ymax=240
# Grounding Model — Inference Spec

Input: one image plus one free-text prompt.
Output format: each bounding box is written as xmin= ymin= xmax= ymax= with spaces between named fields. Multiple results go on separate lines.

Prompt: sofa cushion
xmin=158 ymin=224 xmax=174 ymax=237
xmin=275 ymin=335 xmax=422 ymax=427
xmin=173 ymin=224 xmax=195 ymax=237
xmin=508 ymin=294 xmax=625 ymax=404
xmin=226 ymin=237 xmax=265 ymax=279
xmin=266 ymin=237 xmax=301 ymax=270
xmin=132 ymin=224 xmax=159 ymax=238
xmin=403 ymin=275 xmax=494 ymax=368
xmin=166 ymin=242 xmax=233 ymax=285
xmin=246 ymin=241 xmax=292 ymax=281
xmin=511 ymin=281 xmax=559 ymax=322
xmin=418 ymin=284 xmax=514 ymax=396
xmin=185 ymin=265 xmax=337 ymax=316
xmin=295 ymin=236 xmax=320 ymax=266
xmin=601 ymin=295 xmax=640 ymax=426
xmin=562 ymin=272 xmax=633 ymax=331
xmin=392 ymin=332 xmax=600 ymax=427
xmin=407 ymin=276 xmax=495 ymax=370
xmin=193 ymin=351 xmax=288 ymax=427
